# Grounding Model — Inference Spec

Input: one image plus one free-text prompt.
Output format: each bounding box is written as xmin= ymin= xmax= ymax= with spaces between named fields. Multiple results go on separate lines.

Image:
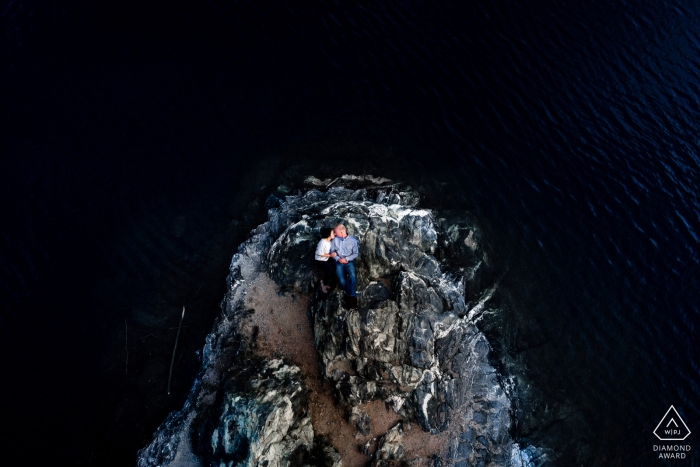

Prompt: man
xmin=330 ymin=223 xmax=359 ymax=309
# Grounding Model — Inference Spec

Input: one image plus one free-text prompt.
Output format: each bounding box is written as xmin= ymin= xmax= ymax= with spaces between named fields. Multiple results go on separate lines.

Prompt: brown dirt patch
xmin=239 ymin=273 xmax=450 ymax=466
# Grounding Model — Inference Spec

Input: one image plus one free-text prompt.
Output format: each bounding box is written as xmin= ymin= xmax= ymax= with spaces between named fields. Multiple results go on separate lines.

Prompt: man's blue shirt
xmin=330 ymin=235 xmax=359 ymax=262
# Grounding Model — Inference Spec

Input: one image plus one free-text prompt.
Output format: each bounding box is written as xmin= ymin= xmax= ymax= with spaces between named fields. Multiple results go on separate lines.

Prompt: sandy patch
xmin=239 ymin=273 xmax=450 ymax=466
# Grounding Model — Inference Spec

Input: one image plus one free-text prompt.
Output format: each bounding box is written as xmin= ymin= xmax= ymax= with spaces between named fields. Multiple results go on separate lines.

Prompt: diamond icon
xmin=654 ymin=406 xmax=691 ymax=441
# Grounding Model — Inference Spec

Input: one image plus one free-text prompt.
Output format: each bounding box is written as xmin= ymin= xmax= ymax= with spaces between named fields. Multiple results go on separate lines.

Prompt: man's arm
xmin=345 ymin=237 xmax=359 ymax=262
xmin=330 ymin=239 xmax=342 ymax=261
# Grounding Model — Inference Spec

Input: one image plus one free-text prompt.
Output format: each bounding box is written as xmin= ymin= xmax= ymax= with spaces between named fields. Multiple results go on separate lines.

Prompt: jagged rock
xmin=289 ymin=189 xmax=522 ymax=465
xmin=435 ymin=210 xmax=484 ymax=267
xmin=362 ymin=281 xmax=392 ymax=309
xmin=511 ymin=444 xmax=548 ymax=467
xmin=208 ymin=359 xmax=313 ymax=467
xmin=434 ymin=210 xmax=497 ymax=302
xmin=268 ymin=197 xmax=438 ymax=292
xmin=349 ymin=406 xmax=371 ymax=436
xmin=322 ymin=445 xmax=343 ymax=467
xmin=303 ymin=175 xmax=332 ymax=187
xmin=372 ymin=423 xmax=405 ymax=467
xmin=137 ymin=176 xmax=545 ymax=467
xmin=301 ymin=443 xmax=343 ymax=467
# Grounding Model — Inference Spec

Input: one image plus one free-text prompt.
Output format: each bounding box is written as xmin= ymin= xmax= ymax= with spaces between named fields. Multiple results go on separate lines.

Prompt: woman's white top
xmin=315 ymin=239 xmax=331 ymax=261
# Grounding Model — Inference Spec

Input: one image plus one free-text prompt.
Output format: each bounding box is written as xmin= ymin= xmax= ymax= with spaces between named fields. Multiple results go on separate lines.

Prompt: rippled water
xmin=2 ymin=0 xmax=699 ymax=465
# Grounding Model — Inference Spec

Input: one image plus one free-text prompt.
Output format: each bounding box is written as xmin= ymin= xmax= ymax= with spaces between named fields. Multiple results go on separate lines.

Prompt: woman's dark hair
xmin=320 ymin=227 xmax=333 ymax=239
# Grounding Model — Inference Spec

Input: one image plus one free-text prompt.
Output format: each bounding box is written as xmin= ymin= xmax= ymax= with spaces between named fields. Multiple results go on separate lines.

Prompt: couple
xmin=314 ymin=223 xmax=359 ymax=309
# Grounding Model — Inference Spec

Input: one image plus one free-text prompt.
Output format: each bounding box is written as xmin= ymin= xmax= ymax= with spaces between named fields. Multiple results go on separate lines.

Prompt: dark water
xmin=2 ymin=0 xmax=699 ymax=465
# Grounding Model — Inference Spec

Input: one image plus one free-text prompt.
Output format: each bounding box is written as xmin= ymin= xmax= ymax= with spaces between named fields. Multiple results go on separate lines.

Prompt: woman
xmin=314 ymin=227 xmax=337 ymax=293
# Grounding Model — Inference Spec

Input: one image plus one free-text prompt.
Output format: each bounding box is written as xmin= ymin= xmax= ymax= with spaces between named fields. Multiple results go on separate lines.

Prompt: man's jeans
xmin=335 ymin=261 xmax=357 ymax=297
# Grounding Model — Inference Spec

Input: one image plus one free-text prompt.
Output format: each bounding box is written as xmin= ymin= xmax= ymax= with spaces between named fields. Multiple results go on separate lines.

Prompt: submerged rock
xmin=137 ymin=176 xmax=546 ymax=467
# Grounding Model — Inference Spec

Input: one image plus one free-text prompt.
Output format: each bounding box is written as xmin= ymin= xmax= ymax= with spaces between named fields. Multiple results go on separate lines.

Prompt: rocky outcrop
xmin=349 ymin=407 xmax=371 ymax=437
xmin=372 ymin=423 xmax=405 ymax=467
xmin=137 ymin=176 xmax=545 ymax=467
xmin=207 ymin=359 xmax=313 ymax=466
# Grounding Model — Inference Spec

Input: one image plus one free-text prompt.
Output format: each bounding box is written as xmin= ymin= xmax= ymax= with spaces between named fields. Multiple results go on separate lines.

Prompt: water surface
xmin=2 ymin=0 xmax=698 ymax=464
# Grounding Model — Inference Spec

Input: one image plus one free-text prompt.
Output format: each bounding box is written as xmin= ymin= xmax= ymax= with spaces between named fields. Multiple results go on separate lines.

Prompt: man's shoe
xmin=349 ymin=296 xmax=358 ymax=309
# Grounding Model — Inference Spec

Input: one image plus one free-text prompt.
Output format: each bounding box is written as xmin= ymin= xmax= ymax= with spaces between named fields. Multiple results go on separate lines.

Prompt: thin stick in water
xmin=167 ymin=306 xmax=186 ymax=395
xmin=125 ymin=319 xmax=128 ymax=375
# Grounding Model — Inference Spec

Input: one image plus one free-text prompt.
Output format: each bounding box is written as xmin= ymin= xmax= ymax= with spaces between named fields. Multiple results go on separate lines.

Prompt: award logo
xmin=654 ymin=406 xmax=691 ymax=441
xmin=653 ymin=406 xmax=692 ymax=460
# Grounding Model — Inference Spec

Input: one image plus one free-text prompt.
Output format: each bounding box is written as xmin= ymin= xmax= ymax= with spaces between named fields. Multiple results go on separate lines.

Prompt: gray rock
xmin=395 ymin=272 xmax=444 ymax=314
xmin=435 ymin=209 xmax=499 ymax=303
xmin=435 ymin=210 xmax=484 ymax=268
xmin=137 ymin=176 xmax=546 ymax=467
xmin=361 ymin=281 xmax=392 ymax=309
xmin=209 ymin=359 xmax=313 ymax=467
xmin=511 ymin=444 xmax=548 ymax=467
xmin=322 ymin=445 xmax=343 ymax=467
xmin=372 ymin=423 xmax=405 ymax=467
xmin=349 ymin=406 xmax=371 ymax=436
